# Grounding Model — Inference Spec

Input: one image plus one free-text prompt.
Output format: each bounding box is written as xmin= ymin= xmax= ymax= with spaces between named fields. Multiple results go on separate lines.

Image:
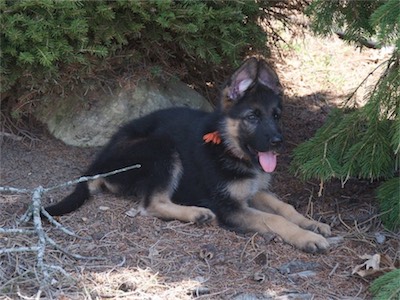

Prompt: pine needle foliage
xmin=370 ymin=268 xmax=400 ymax=300
xmin=306 ymin=0 xmax=400 ymax=49
xmin=292 ymin=0 xmax=400 ymax=230
xmin=376 ymin=178 xmax=400 ymax=231
xmin=0 ymin=0 xmax=307 ymax=118
xmin=292 ymin=57 xmax=399 ymax=184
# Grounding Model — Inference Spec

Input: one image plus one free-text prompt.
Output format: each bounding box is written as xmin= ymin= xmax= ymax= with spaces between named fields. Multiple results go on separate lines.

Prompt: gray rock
xmin=36 ymin=79 xmax=212 ymax=147
xmin=232 ymin=293 xmax=269 ymax=300
xmin=288 ymin=270 xmax=317 ymax=278
xmin=274 ymin=293 xmax=313 ymax=300
xmin=278 ymin=260 xmax=320 ymax=275
xmin=374 ymin=232 xmax=386 ymax=244
xmin=232 ymin=292 xmax=313 ymax=300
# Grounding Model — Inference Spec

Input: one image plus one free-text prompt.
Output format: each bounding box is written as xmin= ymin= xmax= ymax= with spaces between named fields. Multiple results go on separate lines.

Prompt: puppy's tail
xmin=44 ymin=182 xmax=90 ymax=216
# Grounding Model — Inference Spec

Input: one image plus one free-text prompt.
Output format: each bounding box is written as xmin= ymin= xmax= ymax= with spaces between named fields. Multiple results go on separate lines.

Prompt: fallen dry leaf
xmin=352 ymin=253 xmax=395 ymax=278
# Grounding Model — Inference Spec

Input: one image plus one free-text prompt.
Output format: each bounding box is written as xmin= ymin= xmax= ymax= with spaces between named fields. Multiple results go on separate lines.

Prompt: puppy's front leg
xmin=228 ymin=207 xmax=329 ymax=253
xmin=250 ymin=192 xmax=331 ymax=237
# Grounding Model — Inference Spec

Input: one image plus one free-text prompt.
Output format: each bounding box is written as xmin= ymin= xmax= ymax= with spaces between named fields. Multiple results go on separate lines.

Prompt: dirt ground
xmin=1 ymin=34 xmax=399 ymax=300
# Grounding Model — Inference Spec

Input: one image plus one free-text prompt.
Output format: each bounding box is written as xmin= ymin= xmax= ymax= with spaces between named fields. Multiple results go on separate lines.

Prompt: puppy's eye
xmin=246 ymin=113 xmax=259 ymax=122
xmin=273 ymin=110 xmax=281 ymax=120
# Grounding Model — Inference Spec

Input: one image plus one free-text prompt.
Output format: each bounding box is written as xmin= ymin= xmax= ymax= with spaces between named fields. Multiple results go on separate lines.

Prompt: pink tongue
xmin=258 ymin=151 xmax=277 ymax=173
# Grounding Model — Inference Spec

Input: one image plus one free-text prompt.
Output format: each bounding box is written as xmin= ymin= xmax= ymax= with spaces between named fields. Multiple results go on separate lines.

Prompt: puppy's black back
xmin=44 ymin=107 xmax=214 ymax=216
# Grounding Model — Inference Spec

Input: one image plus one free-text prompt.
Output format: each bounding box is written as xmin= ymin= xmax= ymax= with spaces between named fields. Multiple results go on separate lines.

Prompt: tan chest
xmin=224 ymin=172 xmax=271 ymax=202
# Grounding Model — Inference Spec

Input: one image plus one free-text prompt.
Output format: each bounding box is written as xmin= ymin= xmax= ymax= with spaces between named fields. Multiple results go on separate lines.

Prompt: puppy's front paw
xmin=191 ymin=207 xmax=216 ymax=224
xmin=315 ymin=222 xmax=331 ymax=237
xmin=310 ymin=221 xmax=332 ymax=237
xmin=302 ymin=232 xmax=330 ymax=253
xmin=303 ymin=220 xmax=331 ymax=237
xmin=291 ymin=231 xmax=330 ymax=254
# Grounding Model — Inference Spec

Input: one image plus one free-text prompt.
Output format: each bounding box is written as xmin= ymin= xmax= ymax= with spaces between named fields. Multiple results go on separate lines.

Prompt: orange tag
xmin=203 ymin=131 xmax=221 ymax=144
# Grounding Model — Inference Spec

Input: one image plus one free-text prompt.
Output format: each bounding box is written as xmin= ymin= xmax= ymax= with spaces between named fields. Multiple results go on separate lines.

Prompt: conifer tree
xmin=0 ymin=0 xmax=307 ymax=118
xmin=291 ymin=0 xmax=399 ymax=230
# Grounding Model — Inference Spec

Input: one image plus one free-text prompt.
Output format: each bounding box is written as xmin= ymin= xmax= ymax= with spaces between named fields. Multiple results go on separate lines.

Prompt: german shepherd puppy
xmin=45 ymin=58 xmax=331 ymax=253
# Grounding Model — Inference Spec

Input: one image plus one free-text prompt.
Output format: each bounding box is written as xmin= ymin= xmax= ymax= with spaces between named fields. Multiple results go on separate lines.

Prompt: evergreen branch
xmin=343 ymin=58 xmax=391 ymax=108
xmin=370 ymin=269 xmax=400 ymax=299
xmin=335 ymin=30 xmax=381 ymax=49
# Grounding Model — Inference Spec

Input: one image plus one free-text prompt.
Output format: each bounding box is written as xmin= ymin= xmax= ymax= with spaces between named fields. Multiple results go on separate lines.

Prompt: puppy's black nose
xmin=270 ymin=135 xmax=283 ymax=147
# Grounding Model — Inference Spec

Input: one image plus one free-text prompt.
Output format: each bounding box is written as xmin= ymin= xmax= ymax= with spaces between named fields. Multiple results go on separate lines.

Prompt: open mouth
xmin=247 ymin=146 xmax=278 ymax=173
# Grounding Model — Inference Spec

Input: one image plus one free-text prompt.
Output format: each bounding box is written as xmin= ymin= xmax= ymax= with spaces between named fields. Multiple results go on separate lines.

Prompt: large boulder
xmin=36 ymin=79 xmax=212 ymax=147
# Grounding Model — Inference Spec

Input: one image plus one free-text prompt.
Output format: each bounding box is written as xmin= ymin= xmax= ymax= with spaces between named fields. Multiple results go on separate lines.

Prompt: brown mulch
xmin=1 ymin=34 xmax=399 ymax=299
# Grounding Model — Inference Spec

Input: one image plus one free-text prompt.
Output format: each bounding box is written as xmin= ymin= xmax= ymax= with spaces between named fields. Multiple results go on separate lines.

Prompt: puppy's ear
xmin=223 ymin=57 xmax=258 ymax=103
xmin=257 ymin=61 xmax=282 ymax=95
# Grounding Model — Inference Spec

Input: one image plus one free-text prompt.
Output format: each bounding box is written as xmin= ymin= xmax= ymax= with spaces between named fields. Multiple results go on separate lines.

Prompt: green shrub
xmin=1 ymin=0 xmax=306 ymax=117
xmin=370 ymin=269 xmax=400 ymax=300
xmin=295 ymin=2 xmax=400 ymax=296
xmin=376 ymin=178 xmax=400 ymax=231
xmin=292 ymin=0 xmax=400 ymax=230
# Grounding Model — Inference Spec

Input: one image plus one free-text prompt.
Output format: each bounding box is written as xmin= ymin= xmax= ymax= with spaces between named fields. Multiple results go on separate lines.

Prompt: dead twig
xmin=0 ymin=164 xmax=141 ymax=296
xmin=335 ymin=31 xmax=381 ymax=50
xmin=328 ymin=262 xmax=340 ymax=277
xmin=240 ymin=233 xmax=258 ymax=263
xmin=0 ymin=131 xmax=23 ymax=141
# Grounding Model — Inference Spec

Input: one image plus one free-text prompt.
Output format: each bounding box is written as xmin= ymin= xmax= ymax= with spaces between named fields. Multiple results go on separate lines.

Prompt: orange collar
xmin=203 ymin=130 xmax=251 ymax=162
xmin=203 ymin=131 xmax=221 ymax=144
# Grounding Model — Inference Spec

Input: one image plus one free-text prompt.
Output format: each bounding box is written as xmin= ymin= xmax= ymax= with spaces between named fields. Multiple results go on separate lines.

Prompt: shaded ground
xmin=1 ymin=34 xmax=398 ymax=299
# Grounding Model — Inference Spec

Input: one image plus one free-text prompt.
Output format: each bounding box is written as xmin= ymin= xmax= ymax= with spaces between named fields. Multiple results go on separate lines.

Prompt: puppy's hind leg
xmin=141 ymin=152 xmax=215 ymax=224
xmin=144 ymin=193 xmax=216 ymax=224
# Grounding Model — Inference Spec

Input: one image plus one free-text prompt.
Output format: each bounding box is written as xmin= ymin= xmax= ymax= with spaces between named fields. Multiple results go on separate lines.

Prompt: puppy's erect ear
xmin=257 ymin=60 xmax=282 ymax=95
xmin=224 ymin=57 xmax=258 ymax=102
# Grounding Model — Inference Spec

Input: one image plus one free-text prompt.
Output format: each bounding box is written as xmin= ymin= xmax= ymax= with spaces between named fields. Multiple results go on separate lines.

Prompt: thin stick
xmin=0 ymin=163 xmax=141 ymax=294
xmin=0 ymin=131 xmax=23 ymax=141
xmin=40 ymin=207 xmax=88 ymax=239
xmin=0 ymin=186 xmax=31 ymax=193
xmin=328 ymin=263 xmax=340 ymax=277
xmin=0 ymin=228 xmax=36 ymax=235
xmin=31 ymin=186 xmax=49 ymax=282
xmin=0 ymin=246 xmax=40 ymax=254
xmin=44 ymin=164 xmax=141 ymax=192
xmin=240 ymin=233 xmax=258 ymax=263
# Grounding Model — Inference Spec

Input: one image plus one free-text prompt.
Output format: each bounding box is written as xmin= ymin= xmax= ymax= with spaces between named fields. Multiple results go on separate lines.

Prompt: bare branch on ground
xmin=0 ymin=164 xmax=141 ymax=296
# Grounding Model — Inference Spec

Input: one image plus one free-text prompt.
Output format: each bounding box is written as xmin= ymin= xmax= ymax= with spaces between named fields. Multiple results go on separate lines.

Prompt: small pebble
xmin=253 ymin=271 xmax=266 ymax=283
xmin=125 ymin=207 xmax=139 ymax=217
xmin=374 ymin=232 xmax=386 ymax=244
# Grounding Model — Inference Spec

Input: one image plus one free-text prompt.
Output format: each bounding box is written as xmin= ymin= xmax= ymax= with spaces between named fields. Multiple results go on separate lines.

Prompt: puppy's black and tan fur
xmin=45 ymin=58 xmax=331 ymax=253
